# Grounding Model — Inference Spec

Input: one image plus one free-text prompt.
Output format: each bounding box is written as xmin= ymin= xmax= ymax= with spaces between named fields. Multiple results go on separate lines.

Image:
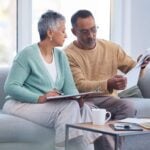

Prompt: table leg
xmin=115 ymin=135 xmax=119 ymax=150
xmin=65 ymin=125 xmax=69 ymax=150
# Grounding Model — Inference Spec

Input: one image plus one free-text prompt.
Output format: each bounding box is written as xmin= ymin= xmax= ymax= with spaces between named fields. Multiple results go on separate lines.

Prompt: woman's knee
xmin=68 ymin=100 xmax=80 ymax=111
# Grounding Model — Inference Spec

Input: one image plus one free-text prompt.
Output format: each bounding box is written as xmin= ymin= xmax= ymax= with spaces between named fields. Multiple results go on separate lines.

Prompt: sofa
xmin=0 ymin=65 xmax=150 ymax=150
xmin=122 ymin=65 xmax=150 ymax=150
xmin=0 ymin=66 xmax=55 ymax=150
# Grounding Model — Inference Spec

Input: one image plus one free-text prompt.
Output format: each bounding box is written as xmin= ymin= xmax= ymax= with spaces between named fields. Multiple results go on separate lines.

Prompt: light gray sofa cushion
xmin=121 ymin=98 xmax=150 ymax=117
xmin=0 ymin=66 xmax=8 ymax=109
xmin=0 ymin=113 xmax=54 ymax=142
xmin=0 ymin=66 xmax=55 ymax=150
xmin=0 ymin=113 xmax=55 ymax=150
xmin=138 ymin=64 xmax=150 ymax=98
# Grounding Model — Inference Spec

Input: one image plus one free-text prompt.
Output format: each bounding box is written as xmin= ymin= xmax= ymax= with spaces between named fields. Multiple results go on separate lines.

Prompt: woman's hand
xmin=38 ymin=90 xmax=61 ymax=103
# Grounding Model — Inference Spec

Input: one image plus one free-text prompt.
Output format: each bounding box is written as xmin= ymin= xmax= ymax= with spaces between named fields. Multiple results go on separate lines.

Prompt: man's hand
xmin=107 ymin=75 xmax=127 ymax=92
xmin=137 ymin=55 xmax=150 ymax=69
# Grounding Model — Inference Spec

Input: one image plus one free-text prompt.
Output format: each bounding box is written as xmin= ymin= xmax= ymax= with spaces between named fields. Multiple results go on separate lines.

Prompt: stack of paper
xmin=119 ymin=118 xmax=150 ymax=129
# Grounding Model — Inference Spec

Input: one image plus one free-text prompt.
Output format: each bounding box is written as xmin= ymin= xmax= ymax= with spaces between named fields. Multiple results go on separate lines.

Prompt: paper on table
xmin=118 ymin=48 xmax=150 ymax=93
xmin=119 ymin=118 xmax=150 ymax=124
xmin=119 ymin=118 xmax=150 ymax=129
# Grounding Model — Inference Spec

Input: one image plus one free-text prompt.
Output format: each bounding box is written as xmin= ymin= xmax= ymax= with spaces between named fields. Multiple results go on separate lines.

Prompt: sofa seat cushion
xmin=0 ymin=113 xmax=54 ymax=143
xmin=121 ymin=98 xmax=150 ymax=118
xmin=0 ymin=66 xmax=9 ymax=109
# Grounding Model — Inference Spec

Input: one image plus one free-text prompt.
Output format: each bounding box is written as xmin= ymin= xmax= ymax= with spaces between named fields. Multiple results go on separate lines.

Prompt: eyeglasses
xmin=76 ymin=26 xmax=99 ymax=35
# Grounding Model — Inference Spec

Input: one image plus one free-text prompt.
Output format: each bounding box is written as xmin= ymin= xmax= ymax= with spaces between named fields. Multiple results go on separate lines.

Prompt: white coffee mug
xmin=92 ymin=108 xmax=111 ymax=125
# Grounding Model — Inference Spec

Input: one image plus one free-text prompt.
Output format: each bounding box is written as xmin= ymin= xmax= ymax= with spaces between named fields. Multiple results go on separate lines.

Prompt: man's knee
xmin=118 ymin=99 xmax=137 ymax=118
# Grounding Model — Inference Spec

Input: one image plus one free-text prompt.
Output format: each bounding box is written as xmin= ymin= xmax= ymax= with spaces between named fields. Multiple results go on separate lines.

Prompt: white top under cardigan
xmin=39 ymin=50 xmax=57 ymax=83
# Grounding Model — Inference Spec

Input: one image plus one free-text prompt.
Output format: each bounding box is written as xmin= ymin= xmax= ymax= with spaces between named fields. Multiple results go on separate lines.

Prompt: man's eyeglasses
xmin=76 ymin=26 xmax=99 ymax=35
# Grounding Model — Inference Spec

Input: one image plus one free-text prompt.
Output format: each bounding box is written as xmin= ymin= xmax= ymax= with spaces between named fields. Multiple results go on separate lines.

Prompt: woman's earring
xmin=49 ymin=35 xmax=52 ymax=41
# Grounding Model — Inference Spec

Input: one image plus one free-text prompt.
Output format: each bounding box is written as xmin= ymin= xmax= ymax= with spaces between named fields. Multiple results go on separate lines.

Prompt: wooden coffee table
xmin=65 ymin=121 xmax=150 ymax=150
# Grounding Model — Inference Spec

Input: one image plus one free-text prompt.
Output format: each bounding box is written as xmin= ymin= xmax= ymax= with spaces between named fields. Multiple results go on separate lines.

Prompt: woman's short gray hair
xmin=38 ymin=10 xmax=65 ymax=41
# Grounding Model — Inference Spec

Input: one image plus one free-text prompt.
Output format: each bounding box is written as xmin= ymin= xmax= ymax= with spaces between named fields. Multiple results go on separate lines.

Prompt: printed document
xmin=119 ymin=118 xmax=150 ymax=129
xmin=118 ymin=48 xmax=150 ymax=93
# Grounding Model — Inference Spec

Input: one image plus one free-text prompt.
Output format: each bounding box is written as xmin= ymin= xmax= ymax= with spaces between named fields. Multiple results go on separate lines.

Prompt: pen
xmin=53 ymin=88 xmax=64 ymax=95
xmin=114 ymin=124 xmax=131 ymax=128
xmin=115 ymin=125 xmax=130 ymax=129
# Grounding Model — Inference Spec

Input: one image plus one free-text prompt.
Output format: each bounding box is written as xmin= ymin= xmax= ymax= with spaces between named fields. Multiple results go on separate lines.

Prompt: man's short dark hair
xmin=71 ymin=10 xmax=94 ymax=27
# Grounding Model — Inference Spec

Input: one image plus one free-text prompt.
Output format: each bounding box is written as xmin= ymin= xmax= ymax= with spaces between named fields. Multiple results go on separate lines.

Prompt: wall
xmin=111 ymin=0 xmax=150 ymax=59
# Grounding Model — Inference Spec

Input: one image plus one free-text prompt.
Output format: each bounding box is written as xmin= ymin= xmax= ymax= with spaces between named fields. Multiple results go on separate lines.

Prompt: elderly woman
xmin=2 ymin=10 xmax=98 ymax=150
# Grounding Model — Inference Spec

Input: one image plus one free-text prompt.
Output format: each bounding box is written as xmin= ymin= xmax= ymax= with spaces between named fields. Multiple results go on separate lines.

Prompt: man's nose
xmin=87 ymin=30 xmax=95 ymax=38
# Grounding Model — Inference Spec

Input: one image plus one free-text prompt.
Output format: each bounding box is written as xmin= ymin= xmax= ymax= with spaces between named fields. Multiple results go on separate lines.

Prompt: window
xmin=32 ymin=0 xmax=110 ymax=47
xmin=0 ymin=0 xmax=16 ymax=66
xmin=0 ymin=0 xmax=110 ymax=67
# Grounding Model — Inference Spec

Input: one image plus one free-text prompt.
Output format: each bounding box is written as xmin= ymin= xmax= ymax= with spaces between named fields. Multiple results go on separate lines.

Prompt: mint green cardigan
xmin=4 ymin=44 xmax=78 ymax=103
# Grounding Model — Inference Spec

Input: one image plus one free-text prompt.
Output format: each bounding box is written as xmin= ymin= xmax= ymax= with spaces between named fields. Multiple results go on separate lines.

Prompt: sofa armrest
xmin=0 ymin=66 xmax=9 ymax=109
xmin=138 ymin=64 xmax=150 ymax=98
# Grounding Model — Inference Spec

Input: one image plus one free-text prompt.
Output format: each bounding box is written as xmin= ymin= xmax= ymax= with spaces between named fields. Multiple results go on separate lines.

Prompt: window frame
xmin=17 ymin=0 xmax=111 ymax=52
xmin=17 ymin=0 xmax=32 ymax=52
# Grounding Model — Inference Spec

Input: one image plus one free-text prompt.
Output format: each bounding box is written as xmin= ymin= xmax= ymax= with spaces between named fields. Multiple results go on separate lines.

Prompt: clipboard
xmin=46 ymin=91 xmax=103 ymax=101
